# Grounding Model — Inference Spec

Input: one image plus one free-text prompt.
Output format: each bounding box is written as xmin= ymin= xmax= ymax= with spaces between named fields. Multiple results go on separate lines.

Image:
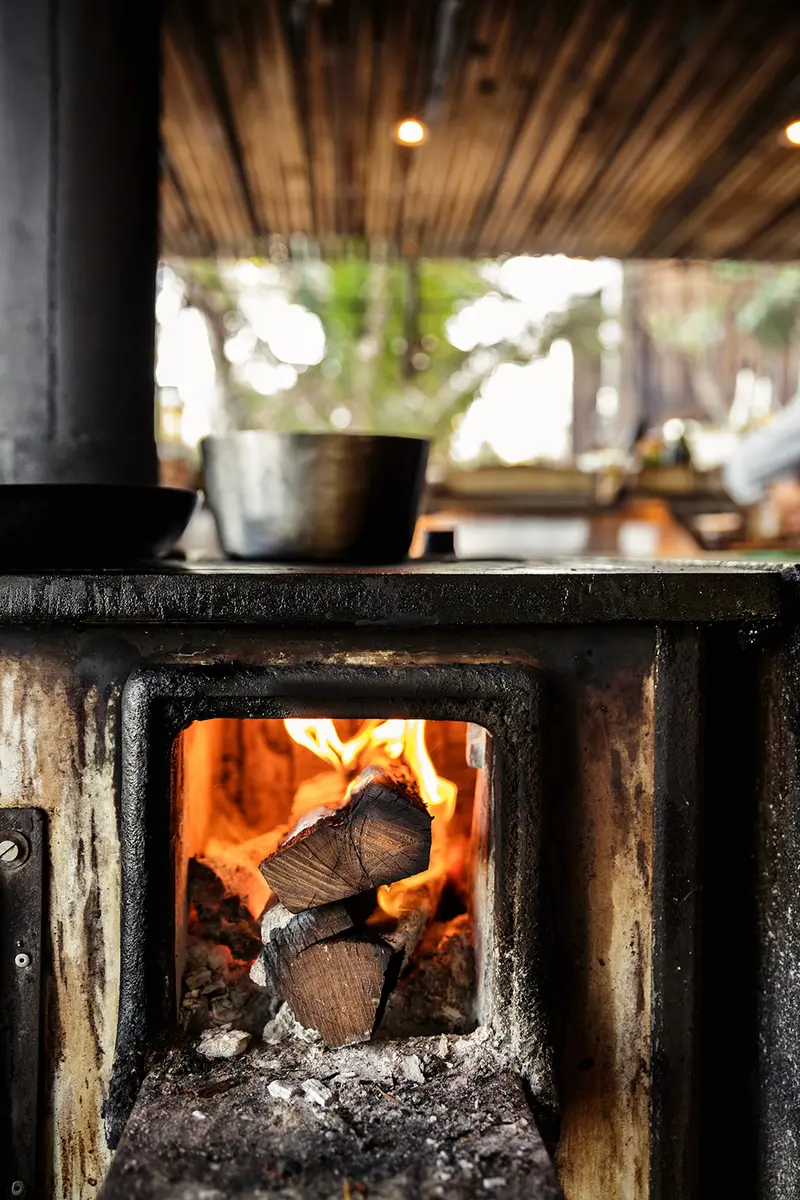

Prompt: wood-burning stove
xmin=0 ymin=1 xmax=799 ymax=1196
xmin=0 ymin=561 xmax=796 ymax=1197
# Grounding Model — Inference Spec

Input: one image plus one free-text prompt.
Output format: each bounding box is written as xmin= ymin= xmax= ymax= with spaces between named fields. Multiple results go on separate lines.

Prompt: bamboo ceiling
xmin=161 ymin=0 xmax=800 ymax=261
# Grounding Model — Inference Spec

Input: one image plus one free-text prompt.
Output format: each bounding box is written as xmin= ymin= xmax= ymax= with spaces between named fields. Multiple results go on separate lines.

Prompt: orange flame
xmin=284 ymin=718 xmax=457 ymax=917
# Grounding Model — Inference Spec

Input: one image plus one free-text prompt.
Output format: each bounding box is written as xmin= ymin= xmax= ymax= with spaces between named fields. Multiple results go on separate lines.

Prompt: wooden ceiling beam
xmin=635 ymin=60 xmax=800 ymax=256
xmin=184 ymin=0 xmax=265 ymax=242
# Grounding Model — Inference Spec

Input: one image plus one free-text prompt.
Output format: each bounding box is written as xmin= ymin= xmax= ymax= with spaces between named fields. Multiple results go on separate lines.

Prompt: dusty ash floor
xmin=100 ymin=1015 xmax=561 ymax=1199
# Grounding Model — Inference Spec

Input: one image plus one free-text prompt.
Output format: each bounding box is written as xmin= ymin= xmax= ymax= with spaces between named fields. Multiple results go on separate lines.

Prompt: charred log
xmin=381 ymin=914 xmax=477 ymax=1037
xmin=260 ymin=766 xmax=432 ymax=911
xmin=259 ymin=898 xmax=357 ymax=977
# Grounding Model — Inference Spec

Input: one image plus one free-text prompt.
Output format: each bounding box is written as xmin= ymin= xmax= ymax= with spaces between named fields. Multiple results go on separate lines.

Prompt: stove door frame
xmin=105 ymin=658 xmax=548 ymax=1147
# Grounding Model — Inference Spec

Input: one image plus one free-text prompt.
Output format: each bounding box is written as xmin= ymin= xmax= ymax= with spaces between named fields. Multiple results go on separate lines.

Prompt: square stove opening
xmin=106 ymin=666 xmax=555 ymax=1195
xmin=173 ymin=718 xmax=486 ymax=1050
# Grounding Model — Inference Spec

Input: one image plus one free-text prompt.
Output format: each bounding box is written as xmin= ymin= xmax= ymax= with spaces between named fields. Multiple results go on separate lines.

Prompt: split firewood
xmin=257 ymin=896 xmax=361 ymax=981
xmin=254 ymin=898 xmax=376 ymax=1040
xmin=262 ymin=900 xmax=353 ymax=967
xmin=382 ymin=898 xmax=432 ymax=969
xmin=276 ymin=903 xmax=433 ymax=1046
xmin=255 ymin=887 xmax=439 ymax=1046
xmin=253 ymin=891 xmax=374 ymax=981
xmin=278 ymin=935 xmax=395 ymax=1046
xmin=259 ymin=766 xmax=432 ymax=912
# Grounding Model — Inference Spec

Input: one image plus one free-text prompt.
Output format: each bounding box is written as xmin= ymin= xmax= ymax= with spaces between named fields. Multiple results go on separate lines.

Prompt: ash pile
xmin=100 ymin=1015 xmax=561 ymax=1199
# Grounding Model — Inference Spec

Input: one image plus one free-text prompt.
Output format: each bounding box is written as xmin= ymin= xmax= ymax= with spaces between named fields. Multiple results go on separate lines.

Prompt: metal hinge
xmin=0 ymin=809 xmax=44 ymax=1199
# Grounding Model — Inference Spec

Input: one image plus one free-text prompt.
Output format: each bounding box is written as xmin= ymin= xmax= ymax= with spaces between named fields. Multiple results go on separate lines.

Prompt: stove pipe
xmin=0 ymin=0 xmax=161 ymax=485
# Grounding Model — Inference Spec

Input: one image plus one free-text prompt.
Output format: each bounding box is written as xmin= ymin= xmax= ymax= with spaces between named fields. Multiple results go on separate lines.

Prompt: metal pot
xmin=201 ymin=431 xmax=429 ymax=562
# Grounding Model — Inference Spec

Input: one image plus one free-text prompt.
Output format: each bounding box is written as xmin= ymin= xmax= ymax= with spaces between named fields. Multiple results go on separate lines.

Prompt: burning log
xmin=259 ymin=897 xmax=357 ymax=976
xmin=256 ymin=899 xmax=392 ymax=1046
xmin=254 ymin=885 xmax=441 ymax=1046
xmin=260 ymin=766 xmax=432 ymax=912
xmin=381 ymin=913 xmax=477 ymax=1037
xmin=253 ymin=761 xmax=448 ymax=1045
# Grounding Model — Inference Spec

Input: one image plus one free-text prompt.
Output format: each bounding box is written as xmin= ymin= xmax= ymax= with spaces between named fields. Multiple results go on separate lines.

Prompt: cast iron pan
xmin=0 ymin=484 xmax=197 ymax=568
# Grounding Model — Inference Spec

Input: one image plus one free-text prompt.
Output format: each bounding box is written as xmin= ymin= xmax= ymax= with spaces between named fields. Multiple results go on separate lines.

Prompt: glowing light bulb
xmin=395 ymin=118 xmax=426 ymax=146
xmin=786 ymin=121 xmax=800 ymax=146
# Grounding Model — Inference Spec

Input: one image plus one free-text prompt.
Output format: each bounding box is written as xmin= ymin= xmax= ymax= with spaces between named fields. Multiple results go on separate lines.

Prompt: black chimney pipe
xmin=0 ymin=0 xmax=160 ymax=485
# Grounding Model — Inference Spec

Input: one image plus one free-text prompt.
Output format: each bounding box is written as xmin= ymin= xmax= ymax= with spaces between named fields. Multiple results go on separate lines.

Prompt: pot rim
xmin=201 ymin=430 xmax=431 ymax=450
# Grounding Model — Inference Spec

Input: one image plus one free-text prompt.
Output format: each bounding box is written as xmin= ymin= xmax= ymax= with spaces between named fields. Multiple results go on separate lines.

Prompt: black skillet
xmin=0 ymin=484 xmax=197 ymax=568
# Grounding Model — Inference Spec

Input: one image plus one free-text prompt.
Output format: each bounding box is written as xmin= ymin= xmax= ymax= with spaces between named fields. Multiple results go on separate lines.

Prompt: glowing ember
xmin=283 ymin=718 xmax=457 ymax=917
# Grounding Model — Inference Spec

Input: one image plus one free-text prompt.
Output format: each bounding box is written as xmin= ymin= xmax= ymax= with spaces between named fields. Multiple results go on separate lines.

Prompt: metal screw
xmin=0 ymin=832 xmax=29 ymax=867
xmin=0 ymin=838 xmax=19 ymax=863
xmin=11 ymin=1182 xmax=26 ymax=1196
xmin=14 ymin=953 xmax=30 ymax=969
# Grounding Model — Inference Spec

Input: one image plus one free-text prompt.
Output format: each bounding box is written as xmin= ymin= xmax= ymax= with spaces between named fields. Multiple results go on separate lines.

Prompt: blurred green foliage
xmin=168 ymin=253 xmax=597 ymax=460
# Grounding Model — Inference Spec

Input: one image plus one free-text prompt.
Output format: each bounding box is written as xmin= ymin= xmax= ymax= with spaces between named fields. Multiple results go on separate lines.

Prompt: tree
xmin=166 ymin=253 xmax=528 ymax=461
xmin=162 ymin=250 xmax=609 ymax=463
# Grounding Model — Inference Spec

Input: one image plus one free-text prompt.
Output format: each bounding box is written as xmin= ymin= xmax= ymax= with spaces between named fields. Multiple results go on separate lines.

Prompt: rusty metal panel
xmin=554 ymin=663 xmax=655 ymax=1199
xmin=0 ymin=646 xmax=122 ymax=1199
xmin=0 ymin=807 xmax=44 ymax=1198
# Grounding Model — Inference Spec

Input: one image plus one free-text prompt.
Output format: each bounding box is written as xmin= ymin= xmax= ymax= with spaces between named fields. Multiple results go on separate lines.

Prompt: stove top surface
xmin=0 ymin=555 xmax=790 ymax=626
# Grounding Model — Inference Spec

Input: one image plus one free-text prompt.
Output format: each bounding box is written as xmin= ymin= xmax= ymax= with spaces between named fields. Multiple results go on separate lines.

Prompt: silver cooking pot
xmin=201 ymin=431 xmax=429 ymax=563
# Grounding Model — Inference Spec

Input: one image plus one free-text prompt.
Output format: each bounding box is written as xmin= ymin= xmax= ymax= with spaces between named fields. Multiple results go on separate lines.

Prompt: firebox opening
xmin=172 ymin=717 xmax=487 ymax=1050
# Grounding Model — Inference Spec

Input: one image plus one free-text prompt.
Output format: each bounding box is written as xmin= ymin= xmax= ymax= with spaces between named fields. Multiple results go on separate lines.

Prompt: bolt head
xmin=14 ymin=952 xmax=31 ymax=969
xmin=0 ymin=832 xmax=29 ymax=867
xmin=11 ymin=1182 xmax=25 ymax=1196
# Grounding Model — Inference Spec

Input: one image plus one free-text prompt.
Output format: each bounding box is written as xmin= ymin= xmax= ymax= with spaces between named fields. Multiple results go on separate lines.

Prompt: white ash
xmin=399 ymin=1053 xmax=425 ymax=1083
xmin=196 ymin=1025 xmax=250 ymax=1060
xmin=251 ymin=1004 xmax=509 ymax=1092
xmin=262 ymin=1002 xmax=321 ymax=1046
xmin=248 ymin=955 xmax=267 ymax=988
xmin=301 ymin=1078 xmax=333 ymax=1107
xmin=267 ymin=1079 xmax=296 ymax=1100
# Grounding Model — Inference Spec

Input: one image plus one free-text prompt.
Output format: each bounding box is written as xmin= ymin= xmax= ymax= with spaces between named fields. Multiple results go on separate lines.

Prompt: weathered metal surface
xmin=650 ymin=631 xmax=703 ymax=1200
xmin=0 ymin=560 xmax=788 ymax=627
xmin=553 ymin=661 xmax=655 ymax=1198
xmin=756 ymin=629 xmax=800 ymax=1199
xmin=0 ymin=649 xmax=121 ymax=1198
xmin=0 ymin=603 xmax=790 ymax=1197
xmin=0 ymin=807 xmax=44 ymax=1198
